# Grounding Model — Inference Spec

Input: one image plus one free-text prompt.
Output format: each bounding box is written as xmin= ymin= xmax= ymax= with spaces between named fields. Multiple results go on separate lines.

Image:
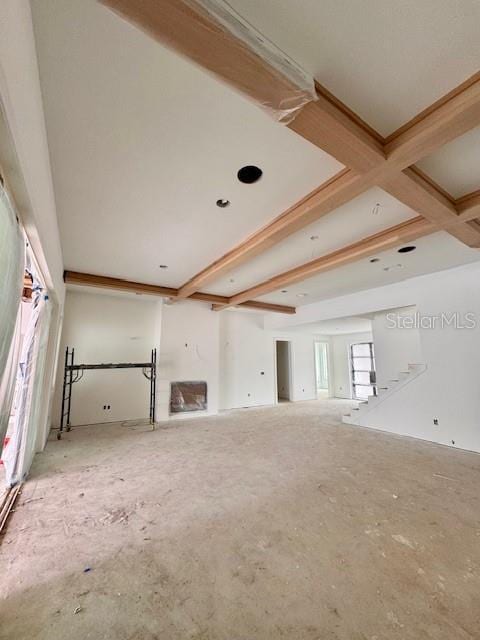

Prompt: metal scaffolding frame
xmin=58 ymin=346 xmax=157 ymax=440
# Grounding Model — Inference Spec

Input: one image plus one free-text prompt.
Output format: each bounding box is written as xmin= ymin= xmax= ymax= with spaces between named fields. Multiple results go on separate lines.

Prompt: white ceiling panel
xmin=416 ymin=127 xmax=480 ymax=199
xmin=31 ymin=0 xmax=342 ymax=288
xmin=228 ymin=0 xmax=480 ymax=136
xmin=257 ymin=232 xmax=480 ymax=307
xmin=31 ymin=0 xmax=480 ymax=309
xmin=206 ymin=188 xmax=417 ymax=296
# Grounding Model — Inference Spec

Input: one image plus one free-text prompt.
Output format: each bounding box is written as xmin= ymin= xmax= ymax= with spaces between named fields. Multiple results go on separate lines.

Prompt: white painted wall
xmin=285 ymin=331 xmax=317 ymax=402
xmin=372 ymin=306 xmax=422 ymax=385
xmin=220 ymin=312 xmax=276 ymax=409
xmin=219 ymin=312 xmax=317 ymax=410
xmin=53 ymin=291 xmax=159 ymax=426
xmin=356 ymin=266 xmax=480 ymax=452
xmin=54 ymin=297 xmax=318 ymax=422
xmin=270 ymin=262 xmax=480 ymax=453
xmin=330 ymin=331 xmax=373 ymax=399
xmin=54 ymin=292 xmax=398 ymax=429
xmin=159 ymin=301 xmax=220 ymax=417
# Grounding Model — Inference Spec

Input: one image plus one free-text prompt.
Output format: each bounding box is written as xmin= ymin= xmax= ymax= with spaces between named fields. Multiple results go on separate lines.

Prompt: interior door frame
xmin=273 ymin=338 xmax=293 ymax=404
xmin=314 ymin=340 xmax=333 ymax=398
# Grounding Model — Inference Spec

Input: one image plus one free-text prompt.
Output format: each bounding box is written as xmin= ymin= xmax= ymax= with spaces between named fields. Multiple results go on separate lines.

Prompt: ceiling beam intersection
xmin=100 ymin=0 xmax=480 ymax=309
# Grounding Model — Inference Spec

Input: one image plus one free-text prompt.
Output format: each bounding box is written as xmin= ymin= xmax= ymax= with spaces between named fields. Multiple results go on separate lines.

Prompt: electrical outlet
xmin=433 ymin=418 xmax=439 ymax=425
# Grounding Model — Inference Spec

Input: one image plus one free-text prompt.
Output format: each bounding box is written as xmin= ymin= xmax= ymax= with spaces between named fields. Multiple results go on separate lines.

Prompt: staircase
xmin=343 ymin=363 xmax=427 ymax=426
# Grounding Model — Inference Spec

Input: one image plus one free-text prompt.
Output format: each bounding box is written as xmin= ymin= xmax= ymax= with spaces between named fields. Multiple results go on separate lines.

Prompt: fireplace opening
xmin=170 ymin=381 xmax=207 ymax=413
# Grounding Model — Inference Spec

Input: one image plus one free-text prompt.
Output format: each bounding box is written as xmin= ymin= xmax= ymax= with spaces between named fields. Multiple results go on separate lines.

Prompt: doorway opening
xmin=275 ymin=340 xmax=292 ymax=403
xmin=314 ymin=342 xmax=330 ymax=398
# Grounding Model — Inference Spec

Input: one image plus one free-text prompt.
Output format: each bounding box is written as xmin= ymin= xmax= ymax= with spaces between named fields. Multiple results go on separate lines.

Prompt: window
xmin=350 ymin=342 xmax=377 ymax=400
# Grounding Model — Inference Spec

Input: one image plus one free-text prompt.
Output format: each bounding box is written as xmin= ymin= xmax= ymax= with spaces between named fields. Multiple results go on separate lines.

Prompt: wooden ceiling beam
xmin=380 ymin=171 xmax=480 ymax=247
xmin=176 ymin=168 xmax=372 ymax=298
xmin=158 ymin=38 xmax=479 ymax=296
xmin=101 ymin=2 xmax=480 ymax=302
xmin=456 ymin=190 xmax=480 ymax=223
xmin=385 ymin=74 xmax=480 ymax=169
xmin=211 ymin=181 xmax=480 ymax=311
xmin=100 ymin=0 xmax=306 ymax=121
xmin=63 ymin=271 xmax=296 ymax=314
xmin=286 ymin=94 xmax=385 ymax=172
xmin=64 ymin=270 xmax=178 ymax=297
xmin=212 ymin=217 xmax=435 ymax=310
xmin=101 ymin=0 xmax=385 ymax=172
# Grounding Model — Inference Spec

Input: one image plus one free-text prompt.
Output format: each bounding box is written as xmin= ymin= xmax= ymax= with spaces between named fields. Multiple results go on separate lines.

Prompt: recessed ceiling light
xmin=159 ymin=264 xmax=168 ymax=269
xmin=398 ymin=245 xmax=416 ymax=253
xmin=237 ymin=165 xmax=263 ymax=184
xmin=369 ymin=257 xmax=380 ymax=263
xmin=216 ymin=198 xmax=230 ymax=208
xmin=310 ymin=235 xmax=319 ymax=241
xmin=296 ymin=293 xmax=308 ymax=298
xmin=280 ymin=289 xmax=288 ymax=293
xmin=229 ymin=278 xmax=235 ymax=283
xmin=383 ymin=263 xmax=404 ymax=272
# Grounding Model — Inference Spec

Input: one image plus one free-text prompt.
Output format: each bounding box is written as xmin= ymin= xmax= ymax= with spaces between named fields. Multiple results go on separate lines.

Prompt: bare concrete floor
xmin=1 ymin=399 xmax=480 ymax=640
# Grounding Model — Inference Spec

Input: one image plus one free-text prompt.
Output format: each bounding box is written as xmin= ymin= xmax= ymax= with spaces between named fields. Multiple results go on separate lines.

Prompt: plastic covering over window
xmin=101 ymin=0 xmax=317 ymax=123
xmin=0 ymin=187 xmax=25 ymax=446
xmin=4 ymin=295 xmax=51 ymax=487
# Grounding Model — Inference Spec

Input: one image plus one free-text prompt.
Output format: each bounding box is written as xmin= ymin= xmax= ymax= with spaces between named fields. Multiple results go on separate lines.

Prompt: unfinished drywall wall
xmin=330 ymin=331 xmax=373 ymax=399
xmin=53 ymin=290 xmax=158 ymax=426
xmin=372 ymin=306 xmax=422 ymax=385
xmin=159 ymin=301 xmax=220 ymax=416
